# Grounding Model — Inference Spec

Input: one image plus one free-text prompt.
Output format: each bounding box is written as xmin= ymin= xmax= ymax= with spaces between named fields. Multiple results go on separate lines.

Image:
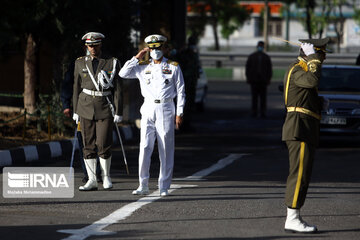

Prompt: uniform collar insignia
xmin=162 ymin=67 xmax=172 ymax=74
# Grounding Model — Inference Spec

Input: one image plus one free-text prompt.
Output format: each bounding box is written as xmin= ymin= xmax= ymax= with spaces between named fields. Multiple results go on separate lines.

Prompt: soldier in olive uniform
xmin=282 ymin=37 xmax=330 ymax=233
xmin=72 ymin=32 xmax=123 ymax=191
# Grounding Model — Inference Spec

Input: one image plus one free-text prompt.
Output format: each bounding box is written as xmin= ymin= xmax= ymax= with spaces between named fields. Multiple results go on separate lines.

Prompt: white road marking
xmin=58 ymin=153 xmax=245 ymax=240
xmin=173 ymin=153 xmax=247 ymax=181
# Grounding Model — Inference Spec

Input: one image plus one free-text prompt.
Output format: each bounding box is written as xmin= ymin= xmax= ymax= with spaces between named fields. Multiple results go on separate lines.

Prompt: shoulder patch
xmin=307 ymin=60 xmax=321 ymax=73
xmin=139 ymin=59 xmax=150 ymax=65
xmin=166 ymin=60 xmax=179 ymax=66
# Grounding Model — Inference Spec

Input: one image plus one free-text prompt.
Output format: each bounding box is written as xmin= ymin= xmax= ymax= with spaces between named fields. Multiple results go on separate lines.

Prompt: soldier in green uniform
xmin=282 ymin=37 xmax=330 ymax=233
xmin=72 ymin=32 xmax=123 ymax=191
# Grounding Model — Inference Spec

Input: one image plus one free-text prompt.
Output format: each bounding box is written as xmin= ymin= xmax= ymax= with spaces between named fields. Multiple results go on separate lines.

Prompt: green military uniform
xmin=282 ymin=38 xmax=329 ymax=209
xmin=73 ymin=55 xmax=123 ymax=159
xmin=73 ymin=31 xmax=123 ymax=191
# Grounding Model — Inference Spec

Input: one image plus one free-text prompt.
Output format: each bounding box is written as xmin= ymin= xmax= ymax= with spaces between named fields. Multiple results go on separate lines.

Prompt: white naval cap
xmin=81 ymin=32 xmax=105 ymax=45
xmin=144 ymin=34 xmax=167 ymax=48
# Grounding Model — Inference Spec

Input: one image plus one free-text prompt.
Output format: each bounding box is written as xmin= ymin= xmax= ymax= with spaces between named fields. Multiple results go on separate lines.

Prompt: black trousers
xmin=285 ymin=140 xmax=316 ymax=209
xmin=250 ymin=84 xmax=267 ymax=117
xmin=80 ymin=117 xmax=113 ymax=159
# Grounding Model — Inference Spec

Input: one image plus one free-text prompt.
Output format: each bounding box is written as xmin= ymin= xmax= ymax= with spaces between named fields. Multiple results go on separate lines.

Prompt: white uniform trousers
xmin=138 ymin=101 xmax=175 ymax=190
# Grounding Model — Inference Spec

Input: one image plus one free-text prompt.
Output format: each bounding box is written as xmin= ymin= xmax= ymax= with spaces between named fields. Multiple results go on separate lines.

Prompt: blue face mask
xmin=257 ymin=46 xmax=264 ymax=52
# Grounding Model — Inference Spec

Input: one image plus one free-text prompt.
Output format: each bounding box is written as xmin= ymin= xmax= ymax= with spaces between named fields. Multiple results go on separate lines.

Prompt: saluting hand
xmin=135 ymin=48 xmax=150 ymax=60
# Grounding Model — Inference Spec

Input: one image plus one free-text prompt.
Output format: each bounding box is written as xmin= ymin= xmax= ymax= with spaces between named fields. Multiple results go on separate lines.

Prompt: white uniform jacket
xmin=119 ymin=56 xmax=185 ymax=115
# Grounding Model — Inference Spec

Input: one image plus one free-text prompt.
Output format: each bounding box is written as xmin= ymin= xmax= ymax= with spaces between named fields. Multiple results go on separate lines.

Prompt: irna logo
xmin=3 ymin=167 xmax=74 ymax=198
xmin=8 ymin=172 xmax=69 ymax=188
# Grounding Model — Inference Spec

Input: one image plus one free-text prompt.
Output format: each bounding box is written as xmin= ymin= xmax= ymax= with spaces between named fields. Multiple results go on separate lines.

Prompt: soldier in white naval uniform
xmin=119 ymin=34 xmax=185 ymax=196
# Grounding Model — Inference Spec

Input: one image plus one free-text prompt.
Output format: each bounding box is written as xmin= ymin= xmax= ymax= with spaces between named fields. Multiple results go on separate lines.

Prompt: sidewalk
xmin=0 ymin=125 xmax=138 ymax=167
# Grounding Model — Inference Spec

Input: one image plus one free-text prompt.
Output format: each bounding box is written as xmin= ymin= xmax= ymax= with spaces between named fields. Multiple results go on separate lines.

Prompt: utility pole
xmin=285 ymin=3 xmax=290 ymax=41
xmin=263 ymin=0 xmax=269 ymax=51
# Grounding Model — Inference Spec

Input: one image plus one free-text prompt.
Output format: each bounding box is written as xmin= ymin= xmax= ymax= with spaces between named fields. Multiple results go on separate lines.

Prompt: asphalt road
xmin=1 ymin=81 xmax=359 ymax=240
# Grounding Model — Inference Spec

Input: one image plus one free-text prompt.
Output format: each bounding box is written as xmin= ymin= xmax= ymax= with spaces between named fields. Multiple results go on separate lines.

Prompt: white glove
xmin=114 ymin=115 xmax=123 ymax=123
xmin=301 ymin=43 xmax=315 ymax=56
xmin=72 ymin=113 xmax=79 ymax=124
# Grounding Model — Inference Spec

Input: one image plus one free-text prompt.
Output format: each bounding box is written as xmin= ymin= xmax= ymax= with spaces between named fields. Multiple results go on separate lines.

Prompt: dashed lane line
xmin=173 ymin=153 xmax=248 ymax=181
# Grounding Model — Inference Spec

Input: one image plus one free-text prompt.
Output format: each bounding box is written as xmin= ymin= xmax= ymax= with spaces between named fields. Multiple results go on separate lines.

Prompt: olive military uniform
xmin=282 ymin=38 xmax=329 ymax=209
xmin=73 ymin=55 xmax=123 ymax=159
xmin=73 ymin=32 xmax=123 ymax=191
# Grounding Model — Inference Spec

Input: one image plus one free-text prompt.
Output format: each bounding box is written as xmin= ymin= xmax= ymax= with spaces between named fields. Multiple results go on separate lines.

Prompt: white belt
xmin=146 ymin=98 xmax=173 ymax=104
xmin=82 ymin=89 xmax=111 ymax=97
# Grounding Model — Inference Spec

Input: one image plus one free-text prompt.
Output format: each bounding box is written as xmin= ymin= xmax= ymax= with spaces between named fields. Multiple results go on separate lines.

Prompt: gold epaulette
xmin=297 ymin=57 xmax=308 ymax=72
xmin=139 ymin=59 xmax=150 ymax=65
xmin=298 ymin=60 xmax=308 ymax=72
xmin=167 ymin=60 xmax=179 ymax=66
xmin=76 ymin=56 xmax=85 ymax=60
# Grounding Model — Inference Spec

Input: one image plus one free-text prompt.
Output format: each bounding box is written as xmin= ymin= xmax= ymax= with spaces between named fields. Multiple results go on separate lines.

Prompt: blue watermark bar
xmin=3 ymin=167 xmax=74 ymax=198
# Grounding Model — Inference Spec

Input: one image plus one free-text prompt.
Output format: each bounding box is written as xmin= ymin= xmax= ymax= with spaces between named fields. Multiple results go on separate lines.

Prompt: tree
xmin=186 ymin=1 xmax=209 ymax=43
xmin=219 ymin=1 xmax=250 ymax=41
xmin=316 ymin=0 xmax=334 ymax=38
xmin=281 ymin=0 xmax=298 ymax=41
xmin=0 ymin=0 xmax=52 ymax=114
xmin=329 ymin=0 xmax=347 ymax=53
xmin=0 ymin=0 xmax=134 ymax=114
xmin=187 ymin=0 xmax=250 ymax=50
xmin=354 ymin=1 xmax=360 ymax=25
xmin=296 ymin=0 xmax=317 ymax=39
xmin=297 ymin=0 xmax=351 ymax=52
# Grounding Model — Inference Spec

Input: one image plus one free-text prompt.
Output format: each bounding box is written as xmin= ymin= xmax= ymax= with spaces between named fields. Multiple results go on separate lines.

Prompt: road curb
xmin=0 ymin=125 xmax=138 ymax=167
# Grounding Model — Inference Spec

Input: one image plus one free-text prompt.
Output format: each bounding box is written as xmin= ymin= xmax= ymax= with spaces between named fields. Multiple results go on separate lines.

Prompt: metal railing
xmin=199 ymin=51 xmax=359 ymax=67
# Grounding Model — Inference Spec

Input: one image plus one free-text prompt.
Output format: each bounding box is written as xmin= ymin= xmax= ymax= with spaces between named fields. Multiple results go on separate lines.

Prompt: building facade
xmin=195 ymin=1 xmax=360 ymax=53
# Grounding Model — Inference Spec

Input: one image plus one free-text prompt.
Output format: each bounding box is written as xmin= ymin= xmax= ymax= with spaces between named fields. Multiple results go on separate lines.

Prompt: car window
xmin=319 ymin=67 xmax=360 ymax=91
